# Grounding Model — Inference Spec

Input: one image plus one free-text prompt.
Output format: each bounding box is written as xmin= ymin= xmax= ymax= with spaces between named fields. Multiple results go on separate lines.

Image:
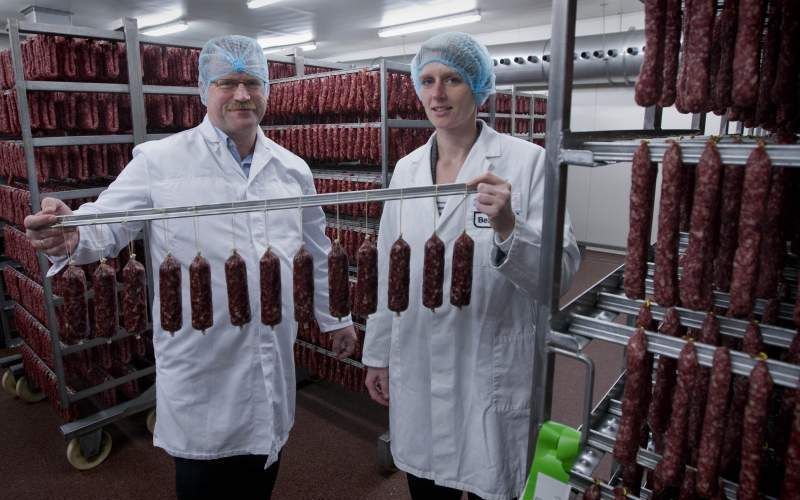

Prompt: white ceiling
xmin=0 ymin=0 xmax=643 ymax=61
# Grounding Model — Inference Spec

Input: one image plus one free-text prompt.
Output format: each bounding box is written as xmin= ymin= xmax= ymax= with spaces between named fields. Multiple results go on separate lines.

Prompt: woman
xmin=362 ymin=32 xmax=581 ymax=500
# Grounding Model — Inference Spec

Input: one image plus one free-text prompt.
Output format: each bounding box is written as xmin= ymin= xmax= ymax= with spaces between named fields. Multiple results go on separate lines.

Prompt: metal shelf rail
xmin=527 ymin=0 xmax=800 ymax=497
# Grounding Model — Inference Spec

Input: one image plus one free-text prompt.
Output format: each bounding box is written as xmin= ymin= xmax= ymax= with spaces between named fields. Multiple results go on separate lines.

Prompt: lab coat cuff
xmin=317 ymin=316 xmax=354 ymax=334
xmin=359 ymin=354 xmax=389 ymax=369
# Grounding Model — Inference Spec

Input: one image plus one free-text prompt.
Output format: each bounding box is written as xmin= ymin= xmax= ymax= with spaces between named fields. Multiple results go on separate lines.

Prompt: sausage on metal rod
xmin=422 ymin=232 xmax=445 ymax=312
xmin=635 ymin=0 xmax=667 ymax=107
xmin=225 ymin=250 xmax=251 ymax=327
xmin=712 ymin=165 xmax=745 ymax=292
xmin=731 ymin=0 xmax=766 ymax=108
xmin=613 ymin=327 xmax=649 ymax=465
xmin=581 ymin=482 xmax=601 ymax=500
xmin=260 ymin=247 xmax=281 ymax=327
xmin=623 ymin=141 xmax=658 ymax=300
xmin=61 ymin=264 xmax=88 ymax=342
xmin=683 ymin=0 xmax=715 ymax=111
xmin=781 ymin=399 xmax=800 ymax=499
xmin=653 ymin=141 xmax=682 ymax=307
xmin=293 ymin=245 xmax=314 ymax=325
xmin=355 ymin=236 xmax=378 ymax=316
xmin=189 ymin=253 xmax=213 ymax=332
xmin=657 ymin=0 xmax=682 ymax=107
xmin=327 ymin=239 xmax=350 ymax=320
xmin=159 ymin=253 xmax=182 ymax=334
xmin=648 ymin=307 xmax=683 ymax=453
xmin=713 ymin=0 xmax=739 ymax=114
xmin=686 ymin=311 xmax=720 ymax=464
xmin=695 ymin=346 xmax=732 ymax=498
xmin=450 ymin=231 xmax=474 ymax=308
xmin=93 ymin=259 xmax=117 ymax=338
xmin=388 ymin=237 xmax=411 ymax=314
xmin=738 ymin=359 xmax=773 ymax=500
xmin=122 ymin=255 xmax=147 ymax=334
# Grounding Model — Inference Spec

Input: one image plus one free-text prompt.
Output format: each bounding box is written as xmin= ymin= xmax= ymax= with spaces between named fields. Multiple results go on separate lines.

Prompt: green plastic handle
xmin=521 ymin=421 xmax=581 ymax=500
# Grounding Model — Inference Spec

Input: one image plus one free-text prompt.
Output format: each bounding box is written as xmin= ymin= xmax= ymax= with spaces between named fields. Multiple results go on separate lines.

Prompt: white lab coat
xmin=51 ymin=116 xmax=350 ymax=466
xmin=362 ymin=122 xmax=580 ymax=500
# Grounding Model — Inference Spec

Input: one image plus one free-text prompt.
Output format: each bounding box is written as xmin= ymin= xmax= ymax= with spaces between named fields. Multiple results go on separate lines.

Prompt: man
xmin=24 ymin=35 xmax=357 ymax=500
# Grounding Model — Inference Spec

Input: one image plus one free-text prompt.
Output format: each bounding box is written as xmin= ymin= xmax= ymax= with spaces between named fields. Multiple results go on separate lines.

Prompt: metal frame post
xmin=511 ymin=86 xmax=517 ymax=135
xmin=691 ymin=112 xmax=706 ymax=134
xmin=643 ymin=105 xmax=662 ymax=130
xmin=526 ymin=0 xmax=577 ymax=472
xmin=529 ymin=94 xmax=535 ymax=142
xmin=488 ymin=94 xmax=497 ymax=128
xmin=7 ymin=18 xmax=70 ymax=406
xmin=123 ymin=17 xmax=147 ymax=146
xmin=379 ymin=60 xmax=390 ymax=187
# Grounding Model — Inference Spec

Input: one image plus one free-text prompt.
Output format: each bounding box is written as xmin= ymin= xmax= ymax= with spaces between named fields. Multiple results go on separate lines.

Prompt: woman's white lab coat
xmin=52 ymin=116 xmax=349 ymax=467
xmin=362 ymin=122 xmax=580 ymax=499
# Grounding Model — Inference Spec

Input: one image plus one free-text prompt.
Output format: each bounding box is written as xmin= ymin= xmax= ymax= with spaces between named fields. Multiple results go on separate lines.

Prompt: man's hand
xmin=467 ymin=172 xmax=516 ymax=241
xmin=365 ymin=367 xmax=389 ymax=406
xmin=329 ymin=325 xmax=357 ymax=360
xmin=24 ymin=197 xmax=79 ymax=257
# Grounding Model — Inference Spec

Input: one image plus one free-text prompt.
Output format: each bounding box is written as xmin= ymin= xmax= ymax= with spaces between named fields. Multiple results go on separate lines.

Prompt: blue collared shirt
xmin=212 ymin=125 xmax=254 ymax=178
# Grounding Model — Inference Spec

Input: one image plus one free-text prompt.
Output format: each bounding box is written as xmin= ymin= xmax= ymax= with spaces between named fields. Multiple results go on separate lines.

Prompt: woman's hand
xmin=365 ymin=367 xmax=390 ymax=406
xmin=24 ymin=197 xmax=79 ymax=256
xmin=467 ymin=172 xmax=515 ymax=241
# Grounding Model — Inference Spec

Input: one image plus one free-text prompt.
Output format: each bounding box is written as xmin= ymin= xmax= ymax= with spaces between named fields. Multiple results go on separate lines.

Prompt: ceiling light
xmin=141 ymin=21 xmax=189 ymax=36
xmin=258 ymin=31 xmax=313 ymax=49
xmin=137 ymin=8 xmax=182 ymax=29
xmin=381 ymin=0 xmax=476 ymax=27
xmin=378 ymin=10 xmax=481 ymax=38
xmin=263 ymin=42 xmax=317 ymax=54
xmin=247 ymin=0 xmax=285 ymax=9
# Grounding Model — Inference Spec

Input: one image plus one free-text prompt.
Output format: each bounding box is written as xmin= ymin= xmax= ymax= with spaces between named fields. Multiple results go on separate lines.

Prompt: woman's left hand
xmin=467 ymin=172 xmax=516 ymax=241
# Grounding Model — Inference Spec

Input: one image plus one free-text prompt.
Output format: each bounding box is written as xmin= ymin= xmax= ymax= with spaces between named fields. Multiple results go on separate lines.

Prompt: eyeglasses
xmin=212 ymin=79 xmax=264 ymax=91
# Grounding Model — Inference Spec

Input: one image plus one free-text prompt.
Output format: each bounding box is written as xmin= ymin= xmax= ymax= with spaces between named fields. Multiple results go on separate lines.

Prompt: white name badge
xmin=473 ymin=211 xmax=492 ymax=228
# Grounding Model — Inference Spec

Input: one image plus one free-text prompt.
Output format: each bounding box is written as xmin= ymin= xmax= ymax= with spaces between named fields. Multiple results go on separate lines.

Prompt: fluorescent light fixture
xmin=263 ymin=42 xmax=317 ymax=54
xmin=378 ymin=10 xmax=481 ymax=38
xmin=247 ymin=0 xmax=285 ymax=9
xmin=141 ymin=21 xmax=189 ymax=36
xmin=381 ymin=0 xmax=476 ymax=27
xmin=258 ymin=31 xmax=313 ymax=49
xmin=137 ymin=8 xmax=182 ymax=29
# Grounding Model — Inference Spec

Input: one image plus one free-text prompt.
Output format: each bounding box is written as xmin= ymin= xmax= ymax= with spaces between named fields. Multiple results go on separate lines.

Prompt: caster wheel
xmin=2 ymin=371 xmax=17 ymax=396
xmin=146 ymin=409 xmax=156 ymax=434
xmin=15 ymin=377 xmax=45 ymax=403
xmin=66 ymin=430 xmax=112 ymax=470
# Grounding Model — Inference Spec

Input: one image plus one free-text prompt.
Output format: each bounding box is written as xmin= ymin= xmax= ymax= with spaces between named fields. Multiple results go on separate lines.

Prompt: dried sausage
xmin=189 ymin=253 xmax=213 ymax=332
xmin=422 ymin=232 xmax=445 ymax=311
xmin=260 ymin=248 xmax=281 ymax=328
xmin=635 ymin=0 xmax=666 ymax=107
xmin=677 ymin=467 xmax=696 ymax=500
xmin=635 ymin=300 xmax=657 ymax=330
xmin=581 ymin=483 xmax=601 ymax=500
xmin=679 ymin=141 xmax=722 ymax=311
xmin=683 ymin=0 xmax=715 ymax=112
xmin=657 ymin=0 xmax=682 ymax=107
xmin=738 ymin=360 xmax=773 ymax=500
xmin=122 ymin=256 xmax=147 ymax=334
xmin=355 ymin=236 xmax=378 ymax=316
xmin=327 ymin=239 xmax=350 ymax=320
xmin=93 ymin=259 xmax=117 ymax=338
xmin=713 ymin=0 xmax=739 ymax=113
xmin=754 ymin=0 xmax=782 ymax=128
xmin=712 ymin=165 xmax=745 ymax=292
xmin=781 ymin=400 xmax=800 ymax=499
xmin=771 ymin=0 xmax=800 ymax=135
xmin=755 ymin=167 xmax=786 ymax=299
xmin=731 ymin=0 xmax=766 ymax=108
xmin=450 ymin=231 xmax=474 ymax=308
xmin=653 ymin=340 xmax=698 ymax=491
xmin=654 ymin=142 xmax=682 ymax=307
xmin=742 ymin=320 xmax=764 ymax=355
xmin=686 ymin=312 xmax=720 ymax=463
xmin=225 ymin=250 xmax=251 ymax=326
xmin=61 ymin=264 xmax=88 ymax=342
xmin=696 ymin=346 xmax=732 ymax=498
xmin=613 ymin=328 xmax=649 ymax=465
xmin=388 ymin=237 xmax=411 ymax=314
xmin=613 ymin=487 xmax=627 ymax=500
xmin=623 ymin=141 xmax=658 ymax=300
xmin=159 ymin=253 xmax=182 ymax=334
xmin=728 ymin=146 xmax=771 ymax=317
xmin=293 ymin=246 xmax=314 ymax=324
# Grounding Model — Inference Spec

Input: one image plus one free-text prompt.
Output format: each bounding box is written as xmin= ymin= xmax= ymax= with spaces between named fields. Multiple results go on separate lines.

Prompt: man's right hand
xmin=24 ymin=197 xmax=79 ymax=257
xmin=365 ymin=367 xmax=390 ymax=407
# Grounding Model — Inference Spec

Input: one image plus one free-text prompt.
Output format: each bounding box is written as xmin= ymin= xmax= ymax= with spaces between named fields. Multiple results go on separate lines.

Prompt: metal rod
xmin=380 ymin=60 xmax=390 ymax=187
xmin=527 ymin=0 xmax=577 ymax=473
xmin=271 ymin=65 xmax=378 ymax=85
xmin=17 ymin=20 xmax=124 ymax=40
xmin=582 ymin=141 xmax=800 ymax=167
xmin=52 ymin=184 xmax=477 ymax=228
xmin=124 ymin=17 xmax=147 ymax=146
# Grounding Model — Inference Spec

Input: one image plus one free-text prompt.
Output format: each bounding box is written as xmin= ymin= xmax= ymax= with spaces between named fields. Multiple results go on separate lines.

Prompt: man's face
xmin=205 ymin=72 xmax=267 ymax=135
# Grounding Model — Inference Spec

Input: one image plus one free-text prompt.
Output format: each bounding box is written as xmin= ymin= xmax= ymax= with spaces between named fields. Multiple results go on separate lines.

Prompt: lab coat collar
xmin=197 ymin=115 xmax=273 ymax=184
xmin=430 ymin=120 xmax=503 ymax=230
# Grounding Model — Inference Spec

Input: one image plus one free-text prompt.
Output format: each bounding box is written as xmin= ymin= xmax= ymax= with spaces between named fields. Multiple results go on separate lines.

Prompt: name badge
xmin=473 ymin=211 xmax=492 ymax=228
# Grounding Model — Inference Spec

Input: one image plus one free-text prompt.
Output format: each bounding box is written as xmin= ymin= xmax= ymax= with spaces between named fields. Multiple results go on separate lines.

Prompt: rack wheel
xmin=146 ymin=409 xmax=156 ymax=434
xmin=66 ymin=430 xmax=112 ymax=470
xmin=376 ymin=431 xmax=395 ymax=472
xmin=15 ymin=377 xmax=45 ymax=403
xmin=1 ymin=370 xmax=17 ymax=396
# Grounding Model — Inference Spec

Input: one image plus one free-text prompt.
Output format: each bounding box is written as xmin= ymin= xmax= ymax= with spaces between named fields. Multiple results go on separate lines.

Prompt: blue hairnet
xmin=410 ymin=32 xmax=496 ymax=106
xmin=198 ymin=35 xmax=269 ymax=104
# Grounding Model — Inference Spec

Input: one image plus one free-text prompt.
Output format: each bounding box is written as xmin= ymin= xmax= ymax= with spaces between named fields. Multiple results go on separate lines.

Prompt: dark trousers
xmin=407 ymin=473 xmax=484 ymax=500
xmin=174 ymin=454 xmax=281 ymax=500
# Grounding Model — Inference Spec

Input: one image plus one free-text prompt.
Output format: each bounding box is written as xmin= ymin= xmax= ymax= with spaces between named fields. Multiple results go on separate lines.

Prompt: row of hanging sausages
xmin=0 ymin=142 xmax=133 ymax=183
xmin=608 ymin=300 xmax=800 ymax=499
xmin=636 ymin=0 xmax=799 ymax=138
xmin=623 ymin=140 xmax=800 ymax=326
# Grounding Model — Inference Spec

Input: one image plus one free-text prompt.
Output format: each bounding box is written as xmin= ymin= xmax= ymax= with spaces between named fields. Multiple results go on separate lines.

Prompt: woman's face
xmin=418 ymin=62 xmax=477 ymax=131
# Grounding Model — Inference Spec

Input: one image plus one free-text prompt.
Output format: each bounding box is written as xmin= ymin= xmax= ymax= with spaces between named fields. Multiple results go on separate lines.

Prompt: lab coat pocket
xmin=491 ymin=332 xmax=535 ymax=411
